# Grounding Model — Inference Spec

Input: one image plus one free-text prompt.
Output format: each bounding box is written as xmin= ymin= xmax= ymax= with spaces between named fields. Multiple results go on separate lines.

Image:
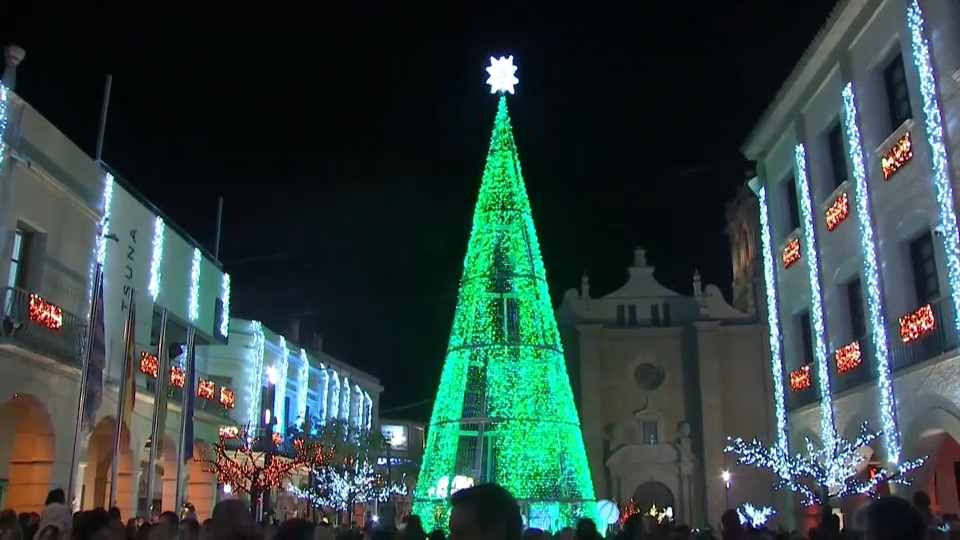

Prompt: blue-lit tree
xmin=725 ymin=422 xmax=925 ymax=507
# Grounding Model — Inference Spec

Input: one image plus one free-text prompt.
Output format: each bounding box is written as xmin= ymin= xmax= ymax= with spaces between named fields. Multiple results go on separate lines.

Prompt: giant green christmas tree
xmin=412 ymin=56 xmax=598 ymax=532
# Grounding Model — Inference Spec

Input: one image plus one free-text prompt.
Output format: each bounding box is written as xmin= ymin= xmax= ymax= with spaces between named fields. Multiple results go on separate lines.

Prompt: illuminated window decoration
xmin=726 ymin=422 xmax=925 ymax=507
xmin=88 ymin=172 xmax=115 ymax=312
xmin=755 ymin=186 xmax=789 ymax=455
xmin=274 ymin=336 xmax=290 ymax=434
xmin=198 ymin=379 xmax=215 ymax=401
xmin=485 ymin=55 xmax=519 ymax=95
xmin=412 ymin=91 xmax=598 ymax=531
xmin=170 ymin=366 xmax=185 ymax=389
xmin=297 ymin=348 xmax=310 ymax=427
xmin=825 ymin=193 xmax=850 ymax=232
xmin=782 ymin=238 xmax=801 ymax=269
xmin=909 ymin=1 xmax=960 ymax=346
xmin=835 ymin=341 xmax=862 ymax=374
xmin=140 ymin=351 xmax=159 ymax=378
xmin=795 ymin=143 xmax=836 ymax=450
xmin=218 ymin=426 xmax=239 ymax=439
xmin=0 ymin=84 xmax=9 ymax=186
xmin=148 ymin=216 xmax=166 ymax=301
xmin=220 ymin=388 xmax=236 ymax=409
xmin=247 ymin=321 xmax=266 ymax=430
xmin=219 ymin=273 xmax=231 ymax=338
xmin=340 ymin=376 xmax=351 ymax=424
xmin=328 ymin=370 xmax=341 ymax=421
xmin=317 ymin=367 xmax=329 ymax=425
xmin=789 ymin=365 xmax=812 ymax=392
xmin=843 ymin=82 xmax=900 ymax=463
xmin=188 ymin=248 xmax=202 ymax=322
xmin=899 ymin=304 xmax=936 ymax=343
xmin=364 ymin=391 xmax=373 ymax=430
xmin=28 ymin=294 xmax=63 ymax=331
xmin=881 ymin=132 xmax=914 ymax=180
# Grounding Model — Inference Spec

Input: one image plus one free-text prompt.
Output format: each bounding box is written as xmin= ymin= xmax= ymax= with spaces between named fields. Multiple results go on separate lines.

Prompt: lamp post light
xmin=722 ymin=470 xmax=731 ymax=510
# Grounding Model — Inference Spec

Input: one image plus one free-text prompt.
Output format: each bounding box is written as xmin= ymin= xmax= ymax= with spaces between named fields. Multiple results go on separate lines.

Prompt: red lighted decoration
xmin=790 ymin=365 xmax=811 ymax=392
xmin=882 ymin=132 xmax=914 ymax=180
xmin=835 ymin=341 xmax=862 ymax=373
xmin=220 ymin=388 xmax=236 ymax=409
xmin=140 ymin=351 xmax=159 ymax=377
xmin=782 ymin=238 xmax=801 ymax=269
xmin=899 ymin=304 xmax=936 ymax=343
xmin=826 ymin=193 xmax=850 ymax=232
xmin=28 ymin=294 xmax=63 ymax=331
xmin=218 ymin=425 xmax=239 ymax=439
xmin=197 ymin=379 xmax=215 ymax=400
xmin=170 ymin=366 xmax=185 ymax=389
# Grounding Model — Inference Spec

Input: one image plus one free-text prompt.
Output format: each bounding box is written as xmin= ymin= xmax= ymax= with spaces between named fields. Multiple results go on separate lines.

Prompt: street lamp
xmin=721 ymin=470 xmax=731 ymax=510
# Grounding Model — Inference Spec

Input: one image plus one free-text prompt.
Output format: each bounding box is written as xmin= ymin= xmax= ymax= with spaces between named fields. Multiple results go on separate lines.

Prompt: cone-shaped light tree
xmin=412 ymin=56 xmax=598 ymax=532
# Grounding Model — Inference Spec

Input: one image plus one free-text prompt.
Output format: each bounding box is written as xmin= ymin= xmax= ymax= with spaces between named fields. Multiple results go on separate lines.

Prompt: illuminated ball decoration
xmin=596 ymin=500 xmax=619 ymax=525
xmin=412 ymin=57 xmax=598 ymax=532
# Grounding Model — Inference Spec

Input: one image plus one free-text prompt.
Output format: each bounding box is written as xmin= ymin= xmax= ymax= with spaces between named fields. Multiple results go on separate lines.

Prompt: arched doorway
xmin=83 ymin=416 xmax=134 ymax=518
xmin=187 ymin=441 xmax=215 ymax=519
xmin=902 ymin=407 xmax=960 ymax=517
xmin=0 ymin=394 xmax=55 ymax=513
xmin=632 ymin=481 xmax=675 ymax=515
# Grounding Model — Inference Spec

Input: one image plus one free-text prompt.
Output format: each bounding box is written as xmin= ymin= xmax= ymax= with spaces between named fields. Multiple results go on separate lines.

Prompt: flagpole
xmin=109 ymin=288 xmax=136 ymax=508
xmin=95 ymin=75 xmax=112 ymax=166
xmin=68 ymin=264 xmax=103 ymax=508
xmin=144 ymin=308 xmax=169 ymax=516
xmin=175 ymin=327 xmax=196 ymax=509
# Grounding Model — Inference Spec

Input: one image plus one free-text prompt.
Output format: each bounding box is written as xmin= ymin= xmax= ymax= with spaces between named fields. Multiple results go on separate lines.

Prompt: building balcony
xmin=0 ymin=286 xmax=85 ymax=367
xmin=889 ymin=296 xmax=958 ymax=373
xmin=830 ymin=337 xmax=875 ymax=395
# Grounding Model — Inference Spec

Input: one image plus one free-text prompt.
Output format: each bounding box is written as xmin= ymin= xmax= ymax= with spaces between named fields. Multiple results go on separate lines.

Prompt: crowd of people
xmin=0 ymin=483 xmax=951 ymax=540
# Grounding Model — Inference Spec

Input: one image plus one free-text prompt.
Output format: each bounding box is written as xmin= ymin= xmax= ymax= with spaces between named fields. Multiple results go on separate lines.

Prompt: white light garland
xmin=364 ymin=390 xmax=373 ymax=430
xmin=247 ymin=320 xmax=266 ymax=431
xmin=842 ymin=82 xmax=900 ymax=464
xmin=795 ymin=143 xmax=836 ymax=449
xmin=317 ymin=367 xmax=329 ymax=425
xmin=188 ymin=247 xmax=202 ymax=322
xmin=329 ymin=370 xmax=340 ymax=420
xmin=219 ymin=273 xmax=231 ymax=338
xmin=89 ymin=171 xmax=115 ymax=312
xmin=756 ymin=186 xmax=789 ymax=455
xmin=725 ymin=422 xmax=925 ymax=507
xmin=275 ymin=335 xmax=290 ymax=433
xmin=908 ymin=2 xmax=960 ymax=350
xmin=353 ymin=384 xmax=363 ymax=428
xmin=297 ymin=348 xmax=310 ymax=426
xmin=737 ymin=503 xmax=775 ymax=528
xmin=340 ymin=375 xmax=351 ymax=424
xmin=148 ymin=216 xmax=166 ymax=301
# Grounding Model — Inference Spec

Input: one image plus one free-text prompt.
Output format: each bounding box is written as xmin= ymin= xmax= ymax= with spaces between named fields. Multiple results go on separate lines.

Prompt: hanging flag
xmin=81 ymin=275 xmax=106 ymax=434
xmin=181 ymin=336 xmax=196 ymax=464
xmin=118 ymin=292 xmax=137 ymax=427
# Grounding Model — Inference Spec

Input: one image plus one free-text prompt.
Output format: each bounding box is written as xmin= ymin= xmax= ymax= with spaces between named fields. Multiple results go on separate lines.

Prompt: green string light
xmin=412 ymin=95 xmax=597 ymax=532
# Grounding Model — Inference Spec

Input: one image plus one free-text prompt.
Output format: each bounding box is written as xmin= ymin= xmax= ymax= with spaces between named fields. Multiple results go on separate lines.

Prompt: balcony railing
xmin=889 ymin=296 xmax=958 ymax=373
xmin=830 ymin=337 xmax=875 ymax=395
xmin=786 ymin=363 xmax=820 ymax=412
xmin=0 ymin=287 xmax=85 ymax=367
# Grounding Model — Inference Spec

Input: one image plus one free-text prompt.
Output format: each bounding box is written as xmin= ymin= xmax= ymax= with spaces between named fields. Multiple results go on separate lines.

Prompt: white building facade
xmin=556 ymin=248 xmax=776 ymax=527
xmin=0 ymin=51 xmax=381 ymax=520
xmin=744 ymin=0 xmax=960 ymax=525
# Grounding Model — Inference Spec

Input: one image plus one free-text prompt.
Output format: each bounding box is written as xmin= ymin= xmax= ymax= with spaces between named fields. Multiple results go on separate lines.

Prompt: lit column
xmin=794 ymin=141 xmax=837 ymax=449
xmin=841 ymin=80 xmax=900 ymax=463
xmin=907 ymin=1 xmax=960 ymax=340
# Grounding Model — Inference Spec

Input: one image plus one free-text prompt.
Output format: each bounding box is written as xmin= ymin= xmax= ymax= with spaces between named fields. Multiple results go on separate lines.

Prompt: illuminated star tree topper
xmin=486 ymin=55 xmax=519 ymax=94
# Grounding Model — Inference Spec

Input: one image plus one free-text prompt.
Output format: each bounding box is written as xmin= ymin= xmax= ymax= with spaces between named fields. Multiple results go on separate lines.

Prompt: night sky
xmin=1 ymin=2 xmax=837 ymax=416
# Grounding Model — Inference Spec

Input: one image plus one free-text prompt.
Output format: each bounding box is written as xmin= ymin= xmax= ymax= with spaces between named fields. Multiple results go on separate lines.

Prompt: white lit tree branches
xmin=289 ymin=420 xmax=408 ymax=512
xmin=291 ymin=457 xmax=407 ymax=512
xmin=724 ymin=422 xmax=925 ymax=506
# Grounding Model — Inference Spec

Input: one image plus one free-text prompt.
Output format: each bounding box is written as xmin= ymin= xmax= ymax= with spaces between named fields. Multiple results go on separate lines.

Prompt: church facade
xmin=556 ymin=200 xmax=776 ymax=526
